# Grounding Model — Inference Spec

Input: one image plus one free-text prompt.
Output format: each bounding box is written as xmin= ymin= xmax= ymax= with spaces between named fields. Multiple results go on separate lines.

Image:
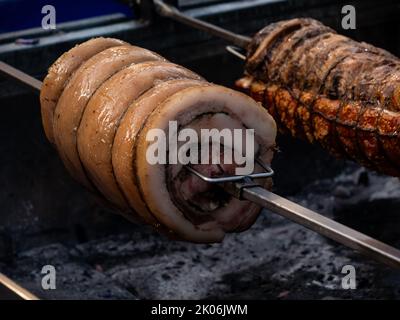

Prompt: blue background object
xmin=0 ymin=0 xmax=134 ymax=33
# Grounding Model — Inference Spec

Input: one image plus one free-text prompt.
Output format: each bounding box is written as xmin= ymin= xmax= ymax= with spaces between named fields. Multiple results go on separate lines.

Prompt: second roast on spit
xmin=237 ymin=18 xmax=400 ymax=177
xmin=40 ymin=38 xmax=277 ymax=243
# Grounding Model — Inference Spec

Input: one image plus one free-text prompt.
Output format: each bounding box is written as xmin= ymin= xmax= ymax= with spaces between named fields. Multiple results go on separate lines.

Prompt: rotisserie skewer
xmin=1 ymin=56 xmax=400 ymax=268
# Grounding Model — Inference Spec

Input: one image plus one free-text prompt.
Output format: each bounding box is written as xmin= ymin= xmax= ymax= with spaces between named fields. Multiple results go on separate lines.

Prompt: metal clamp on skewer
xmin=185 ymin=158 xmax=274 ymax=183
xmin=185 ymin=158 xmax=273 ymax=199
xmin=222 ymin=176 xmax=262 ymax=201
xmin=185 ymin=163 xmax=400 ymax=269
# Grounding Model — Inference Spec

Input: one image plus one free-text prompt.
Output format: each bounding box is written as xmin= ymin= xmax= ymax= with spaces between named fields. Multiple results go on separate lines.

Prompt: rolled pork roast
xmin=237 ymin=18 xmax=400 ymax=177
xmin=40 ymin=38 xmax=277 ymax=243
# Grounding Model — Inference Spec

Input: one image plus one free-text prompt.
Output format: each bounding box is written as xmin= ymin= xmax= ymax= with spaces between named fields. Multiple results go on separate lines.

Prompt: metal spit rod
xmin=153 ymin=0 xmax=251 ymax=48
xmin=0 ymin=272 xmax=39 ymax=300
xmin=1 ymin=49 xmax=400 ymax=269
xmin=0 ymin=61 xmax=42 ymax=93
xmin=238 ymin=181 xmax=400 ymax=269
xmin=188 ymin=164 xmax=400 ymax=269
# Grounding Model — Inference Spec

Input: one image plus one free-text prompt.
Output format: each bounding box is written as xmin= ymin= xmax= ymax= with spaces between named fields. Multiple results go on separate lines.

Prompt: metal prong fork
xmin=186 ymin=163 xmax=400 ymax=269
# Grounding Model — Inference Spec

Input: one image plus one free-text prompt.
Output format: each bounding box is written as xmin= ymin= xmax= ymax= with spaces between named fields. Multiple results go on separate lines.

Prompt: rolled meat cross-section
xmin=40 ymin=37 xmax=277 ymax=243
xmin=135 ymin=85 xmax=276 ymax=242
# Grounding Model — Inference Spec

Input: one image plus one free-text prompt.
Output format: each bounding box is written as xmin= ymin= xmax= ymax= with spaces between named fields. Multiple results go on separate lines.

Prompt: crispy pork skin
xmin=112 ymin=79 xmax=207 ymax=224
xmin=53 ymin=45 xmax=163 ymax=190
xmin=77 ymin=62 xmax=202 ymax=210
xmin=40 ymin=38 xmax=127 ymax=144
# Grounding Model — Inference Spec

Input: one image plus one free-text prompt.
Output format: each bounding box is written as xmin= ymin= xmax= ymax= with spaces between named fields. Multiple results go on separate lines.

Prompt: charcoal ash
xmin=2 ymin=162 xmax=400 ymax=300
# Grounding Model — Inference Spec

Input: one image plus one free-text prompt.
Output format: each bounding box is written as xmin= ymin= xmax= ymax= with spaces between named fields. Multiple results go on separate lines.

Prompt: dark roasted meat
xmin=236 ymin=18 xmax=400 ymax=176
